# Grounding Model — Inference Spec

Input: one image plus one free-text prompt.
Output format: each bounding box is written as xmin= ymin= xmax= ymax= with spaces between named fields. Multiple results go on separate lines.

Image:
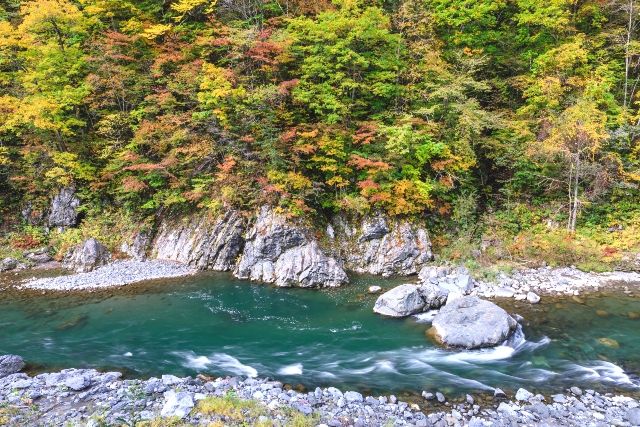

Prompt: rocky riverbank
xmin=417 ymin=265 xmax=640 ymax=305
xmin=18 ymin=260 xmax=195 ymax=291
xmin=1 ymin=356 xmax=639 ymax=427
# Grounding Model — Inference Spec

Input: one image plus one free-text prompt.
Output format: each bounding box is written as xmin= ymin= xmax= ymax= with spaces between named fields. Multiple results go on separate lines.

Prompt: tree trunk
xmin=569 ymin=152 xmax=581 ymax=233
xmin=624 ymin=0 xmax=635 ymax=108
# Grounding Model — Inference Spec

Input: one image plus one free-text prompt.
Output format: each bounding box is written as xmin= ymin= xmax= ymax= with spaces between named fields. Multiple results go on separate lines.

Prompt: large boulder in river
xmin=152 ymin=211 xmax=245 ymax=270
xmin=0 ymin=355 xmax=25 ymax=378
xmin=430 ymin=296 xmax=517 ymax=349
xmin=332 ymin=214 xmax=432 ymax=277
xmin=48 ymin=186 xmax=80 ymax=229
xmin=373 ymin=283 xmax=447 ymax=317
xmin=64 ymin=238 xmax=111 ymax=273
xmin=374 ymin=284 xmax=426 ymax=317
xmin=234 ymin=206 xmax=348 ymax=288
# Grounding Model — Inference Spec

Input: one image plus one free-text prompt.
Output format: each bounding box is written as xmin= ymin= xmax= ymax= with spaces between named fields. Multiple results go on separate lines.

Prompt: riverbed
xmin=1 ymin=272 xmax=639 ymax=397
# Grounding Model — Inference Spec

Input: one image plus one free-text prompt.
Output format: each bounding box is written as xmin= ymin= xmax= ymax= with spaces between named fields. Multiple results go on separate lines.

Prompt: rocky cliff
xmin=145 ymin=208 xmax=432 ymax=286
xmin=234 ymin=206 xmax=348 ymax=288
xmin=331 ymin=214 xmax=432 ymax=277
xmin=151 ymin=210 xmax=245 ymax=271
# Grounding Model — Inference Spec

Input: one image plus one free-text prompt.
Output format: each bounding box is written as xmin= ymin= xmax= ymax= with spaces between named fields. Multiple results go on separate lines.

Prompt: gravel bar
xmin=18 ymin=260 xmax=196 ymax=291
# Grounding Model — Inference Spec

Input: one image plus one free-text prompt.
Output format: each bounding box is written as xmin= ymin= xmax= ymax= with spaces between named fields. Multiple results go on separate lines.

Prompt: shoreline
xmin=1 ymin=363 xmax=639 ymax=426
xmin=14 ymin=260 xmax=196 ymax=292
xmin=4 ymin=258 xmax=640 ymax=298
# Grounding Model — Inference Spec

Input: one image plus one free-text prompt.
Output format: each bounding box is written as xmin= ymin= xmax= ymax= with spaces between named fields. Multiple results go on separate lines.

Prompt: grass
xmin=196 ymin=393 xmax=268 ymax=422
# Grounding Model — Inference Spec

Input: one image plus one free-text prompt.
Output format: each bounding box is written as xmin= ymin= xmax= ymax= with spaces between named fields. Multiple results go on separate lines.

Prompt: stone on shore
xmin=430 ymin=296 xmax=518 ymax=349
xmin=0 ymin=355 xmax=25 ymax=378
xmin=64 ymin=238 xmax=111 ymax=273
xmin=0 ymin=257 xmax=18 ymax=272
xmin=515 ymin=388 xmax=533 ymax=402
xmin=373 ymin=284 xmax=426 ymax=317
xmin=161 ymin=390 xmax=194 ymax=418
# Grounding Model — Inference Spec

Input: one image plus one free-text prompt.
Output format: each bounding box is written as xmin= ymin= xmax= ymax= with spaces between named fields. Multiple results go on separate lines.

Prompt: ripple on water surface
xmin=1 ymin=273 xmax=639 ymax=396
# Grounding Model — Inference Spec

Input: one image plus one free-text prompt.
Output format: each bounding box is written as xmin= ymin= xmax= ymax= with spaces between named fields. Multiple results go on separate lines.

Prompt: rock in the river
xmin=152 ymin=211 xmax=245 ymax=271
xmin=64 ymin=238 xmax=111 ymax=273
xmin=48 ymin=186 xmax=80 ymax=229
xmin=0 ymin=257 xmax=18 ymax=272
xmin=333 ymin=214 xmax=432 ymax=277
xmin=417 ymin=283 xmax=449 ymax=309
xmin=373 ymin=284 xmax=426 ymax=317
xmin=368 ymin=285 xmax=382 ymax=294
xmin=235 ymin=206 xmax=347 ymax=288
xmin=430 ymin=296 xmax=518 ymax=349
xmin=526 ymin=292 xmax=540 ymax=304
xmin=0 ymin=355 xmax=25 ymax=378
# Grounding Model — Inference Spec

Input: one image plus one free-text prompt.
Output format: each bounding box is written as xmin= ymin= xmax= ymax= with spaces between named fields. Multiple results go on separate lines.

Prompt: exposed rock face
xmin=0 ymin=355 xmax=25 ymax=378
xmin=430 ymin=296 xmax=518 ymax=349
xmin=152 ymin=211 xmax=245 ymax=271
xmin=121 ymin=231 xmax=152 ymax=261
xmin=333 ymin=214 xmax=432 ymax=277
xmin=234 ymin=206 xmax=348 ymax=288
xmin=373 ymin=283 xmax=447 ymax=317
xmin=48 ymin=187 xmax=80 ymax=229
xmin=64 ymin=238 xmax=111 ymax=273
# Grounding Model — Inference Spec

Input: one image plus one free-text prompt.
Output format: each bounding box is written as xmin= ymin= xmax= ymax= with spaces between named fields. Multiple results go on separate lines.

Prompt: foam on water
xmin=176 ymin=351 xmax=259 ymax=377
xmin=413 ymin=310 xmax=439 ymax=323
xmin=278 ymin=363 xmax=303 ymax=375
xmin=566 ymin=361 xmax=640 ymax=387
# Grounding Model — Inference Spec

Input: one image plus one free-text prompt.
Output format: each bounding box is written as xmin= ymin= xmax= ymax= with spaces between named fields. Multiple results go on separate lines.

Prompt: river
xmin=1 ymin=272 xmax=639 ymax=397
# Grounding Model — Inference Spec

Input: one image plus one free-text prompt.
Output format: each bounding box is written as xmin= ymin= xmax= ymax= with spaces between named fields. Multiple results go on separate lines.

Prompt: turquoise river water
xmin=1 ymin=273 xmax=639 ymax=396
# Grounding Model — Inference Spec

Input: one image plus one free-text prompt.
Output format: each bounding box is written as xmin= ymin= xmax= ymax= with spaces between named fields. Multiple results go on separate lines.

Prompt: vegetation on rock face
xmin=0 ymin=0 xmax=639 ymax=269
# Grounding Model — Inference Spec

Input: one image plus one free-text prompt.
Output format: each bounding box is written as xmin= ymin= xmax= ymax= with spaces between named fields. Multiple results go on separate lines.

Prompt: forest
xmin=0 ymin=0 xmax=639 ymax=270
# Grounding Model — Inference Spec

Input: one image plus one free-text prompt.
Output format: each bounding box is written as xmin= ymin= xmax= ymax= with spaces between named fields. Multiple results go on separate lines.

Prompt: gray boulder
xmin=0 ymin=257 xmax=18 ymax=272
xmin=627 ymin=408 xmax=640 ymax=425
xmin=161 ymin=390 xmax=194 ymax=418
xmin=418 ymin=283 xmax=449 ymax=309
xmin=48 ymin=186 xmax=80 ymax=229
xmin=0 ymin=355 xmax=25 ymax=378
xmin=64 ymin=238 xmax=111 ymax=273
xmin=419 ymin=266 xmax=476 ymax=303
xmin=234 ymin=206 xmax=347 ymax=288
xmin=24 ymin=248 xmax=53 ymax=264
xmin=430 ymin=296 xmax=518 ymax=349
xmin=373 ymin=284 xmax=426 ymax=317
xmin=334 ymin=215 xmax=432 ymax=277
xmin=152 ymin=211 xmax=245 ymax=271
